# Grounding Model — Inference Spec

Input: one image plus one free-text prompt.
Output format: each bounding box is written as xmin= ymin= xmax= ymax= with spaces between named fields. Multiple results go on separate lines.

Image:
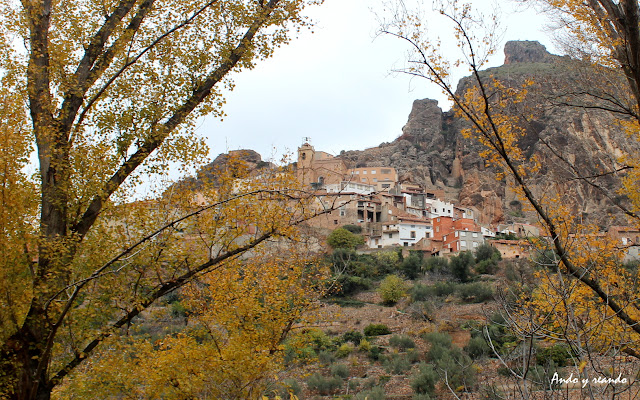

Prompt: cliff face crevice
xmin=339 ymin=41 xmax=638 ymax=227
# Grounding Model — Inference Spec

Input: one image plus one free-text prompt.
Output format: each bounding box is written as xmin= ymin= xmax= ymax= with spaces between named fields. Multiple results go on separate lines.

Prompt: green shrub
xmin=384 ymin=354 xmax=412 ymax=374
xmin=364 ymin=324 xmax=391 ymax=336
xmin=317 ymin=350 xmax=336 ymax=365
xmin=450 ymin=251 xmax=474 ymax=282
xmin=401 ymin=254 xmax=423 ymax=279
xmin=374 ymin=251 xmax=400 ymax=275
xmin=343 ymin=224 xmax=362 ymax=234
xmin=432 ymin=281 xmax=456 ymax=297
xmin=330 ymin=363 xmax=350 ymax=379
xmin=306 ymin=373 xmax=342 ymax=395
xmin=334 ymin=275 xmax=373 ymax=296
xmin=411 ymin=363 xmax=438 ymax=395
xmin=456 ymin=282 xmax=494 ymax=303
xmin=272 ymin=379 xmax=302 ymax=398
xmin=406 ymin=300 xmax=435 ymax=322
xmin=335 ymin=343 xmax=353 ymax=358
xmin=358 ymin=338 xmax=371 ymax=351
xmin=422 ymin=332 xmax=452 ymax=348
xmin=424 ymin=256 xmax=449 ymax=273
xmin=307 ymin=329 xmax=333 ymax=351
xmin=407 ymin=348 xmax=421 ymax=363
xmin=169 ymin=301 xmax=187 ymax=318
xmin=464 ymin=337 xmax=490 ymax=359
xmin=342 ymin=330 xmax=364 ymax=345
xmin=378 ymin=275 xmax=406 ymax=305
xmin=368 ymin=345 xmax=385 ymax=361
xmin=389 ymin=334 xmax=415 ymax=351
xmin=328 ymin=227 xmax=365 ymax=249
xmin=409 ymin=283 xmax=432 ymax=302
xmin=536 ymin=344 xmax=573 ymax=367
xmin=475 ymin=243 xmax=501 ymax=263
xmin=354 ymin=386 xmax=386 ymax=400
xmin=475 ymin=258 xmax=498 ymax=275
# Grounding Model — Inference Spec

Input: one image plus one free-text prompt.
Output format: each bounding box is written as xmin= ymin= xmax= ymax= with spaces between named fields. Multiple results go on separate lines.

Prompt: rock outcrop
xmin=338 ymin=41 xmax=637 ymax=227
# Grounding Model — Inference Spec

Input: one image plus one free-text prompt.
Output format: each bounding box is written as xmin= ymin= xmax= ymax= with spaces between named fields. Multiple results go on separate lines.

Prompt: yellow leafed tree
xmin=380 ymin=0 xmax=640 ymax=384
xmin=0 ymin=1 xmax=328 ymax=399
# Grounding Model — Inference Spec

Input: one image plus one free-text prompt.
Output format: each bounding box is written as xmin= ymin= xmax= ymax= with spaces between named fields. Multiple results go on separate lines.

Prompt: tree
xmin=381 ymin=0 xmax=640 ymax=395
xmin=326 ymin=227 xmax=365 ymax=250
xmin=0 ymin=1 xmax=324 ymax=398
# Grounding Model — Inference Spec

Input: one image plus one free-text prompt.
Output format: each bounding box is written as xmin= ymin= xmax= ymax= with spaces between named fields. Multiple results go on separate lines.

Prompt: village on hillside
xmin=297 ymin=142 xmax=640 ymax=261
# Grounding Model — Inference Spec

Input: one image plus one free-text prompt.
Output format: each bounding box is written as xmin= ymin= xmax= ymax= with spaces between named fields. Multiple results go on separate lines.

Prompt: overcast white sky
xmin=198 ymin=0 xmax=558 ymax=162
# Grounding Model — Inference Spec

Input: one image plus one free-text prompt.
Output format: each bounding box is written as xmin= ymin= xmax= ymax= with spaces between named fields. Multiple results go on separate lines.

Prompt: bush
xmin=354 ymin=386 xmax=386 ymax=400
xmin=333 ymin=275 xmax=372 ymax=296
xmin=464 ymin=337 xmax=490 ymax=359
xmin=456 ymin=282 xmax=494 ymax=303
xmin=409 ymin=283 xmax=431 ymax=302
xmin=424 ymin=256 xmax=449 ymax=273
xmin=450 ymin=251 xmax=474 ymax=282
xmin=384 ymin=354 xmax=412 ymax=374
xmin=406 ymin=300 xmax=435 ymax=322
xmin=342 ymin=330 xmax=364 ymax=345
xmin=343 ymin=224 xmax=362 ymax=234
xmin=432 ymin=281 xmax=456 ymax=297
xmin=364 ymin=324 xmax=391 ymax=336
xmin=423 ymin=332 xmax=476 ymax=391
xmin=330 ymin=363 xmax=350 ymax=379
xmin=378 ymin=275 xmax=406 ymax=305
xmin=422 ymin=332 xmax=452 ymax=348
xmin=411 ymin=363 xmax=438 ymax=395
xmin=328 ymin=227 xmax=365 ymax=250
xmin=536 ymin=344 xmax=573 ymax=367
xmin=368 ymin=345 xmax=385 ymax=361
xmin=401 ymin=254 xmax=423 ymax=279
xmin=475 ymin=258 xmax=498 ymax=275
xmin=475 ymin=243 xmax=501 ymax=263
xmin=335 ymin=343 xmax=353 ymax=358
xmin=374 ymin=251 xmax=400 ymax=275
xmin=272 ymin=379 xmax=302 ymax=398
xmin=389 ymin=334 xmax=415 ymax=351
xmin=358 ymin=338 xmax=371 ymax=351
xmin=317 ymin=350 xmax=336 ymax=365
xmin=306 ymin=373 xmax=342 ymax=395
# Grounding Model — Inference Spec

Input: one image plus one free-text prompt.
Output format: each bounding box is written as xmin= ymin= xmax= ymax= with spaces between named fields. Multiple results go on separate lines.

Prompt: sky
xmin=197 ymin=0 xmax=559 ymax=163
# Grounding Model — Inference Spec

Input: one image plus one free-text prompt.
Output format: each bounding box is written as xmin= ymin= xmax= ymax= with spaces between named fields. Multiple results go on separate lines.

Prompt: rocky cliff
xmin=341 ymin=41 xmax=637 ymax=227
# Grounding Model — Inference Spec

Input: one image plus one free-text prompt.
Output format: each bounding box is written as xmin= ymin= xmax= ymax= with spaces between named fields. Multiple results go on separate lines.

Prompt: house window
xmin=426 ymin=233 xmax=430 ymax=238
xmin=436 ymin=227 xmax=440 ymax=232
xmin=381 ymin=169 xmax=391 ymax=174
xmin=473 ymin=242 xmax=478 ymax=248
xmin=455 ymin=231 xmax=458 ymax=237
xmin=461 ymin=231 xmax=466 ymax=237
xmin=382 ymin=184 xmax=390 ymax=188
xmin=339 ymin=205 xmax=346 ymax=217
xmin=389 ymin=233 xmax=393 ymax=238
xmin=361 ymin=178 xmax=366 ymax=182
xmin=461 ymin=240 xmax=467 ymax=247
xmin=333 ymin=220 xmax=338 ymax=225
xmin=301 ymin=152 xmax=306 ymax=160
xmin=371 ymin=170 xmax=376 ymax=174
xmin=363 ymin=170 xmax=367 ymax=174
xmin=373 ymin=178 xmax=378 ymax=182
xmin=411 ymin=231 xmax=416 ymax=238
xmin=472 ymin=232 xmax=478 ymax=238
xmin=404 ymin=242 xmax=408 ymax=246
xmin=355 ymin=171 xmax=359 ymax=174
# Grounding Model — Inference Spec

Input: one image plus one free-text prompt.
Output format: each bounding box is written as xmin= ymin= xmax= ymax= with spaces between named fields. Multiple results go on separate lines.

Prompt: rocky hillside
xmin=340 ymin=41 xmax=638 ymax=227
